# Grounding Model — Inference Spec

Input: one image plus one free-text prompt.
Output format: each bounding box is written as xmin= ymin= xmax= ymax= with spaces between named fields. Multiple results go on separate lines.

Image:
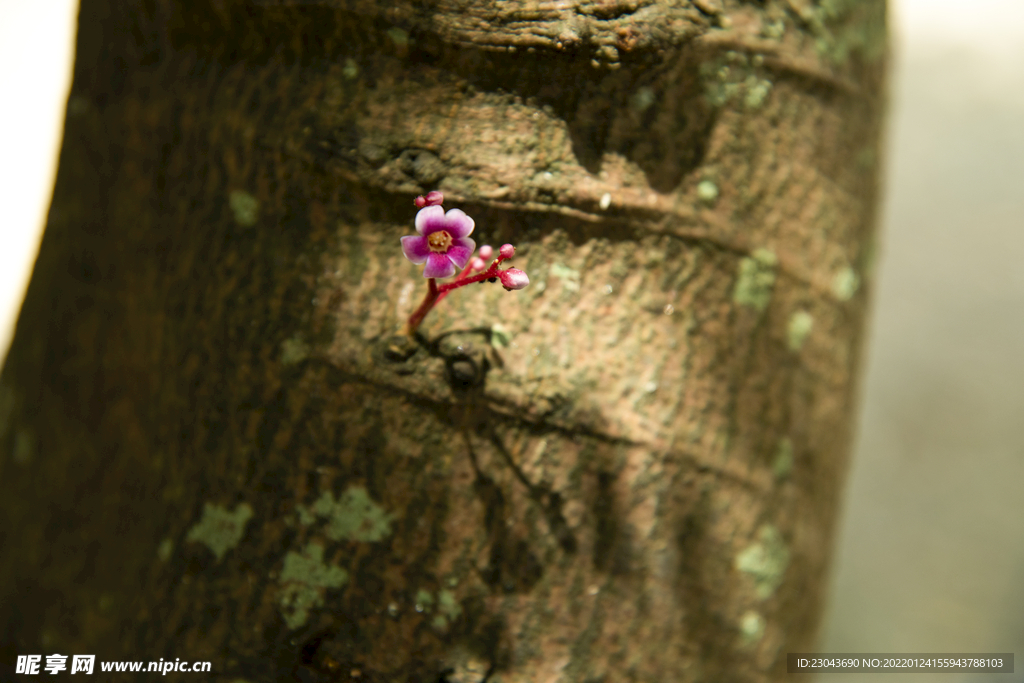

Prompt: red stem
xmin=404 ymin=254 xmax=511 ymax=335
xmin=403 ymin=278 xmax=439 ymax=335
xmin=435 ymin=260 xmax=481 ymax=305
xmin=437 ymin=261 xmax=501 ymax=296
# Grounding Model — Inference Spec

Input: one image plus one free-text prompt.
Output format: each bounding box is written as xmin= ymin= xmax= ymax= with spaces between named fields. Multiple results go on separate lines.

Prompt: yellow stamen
xmin=427 ymin=230 xmax=452 ymax=253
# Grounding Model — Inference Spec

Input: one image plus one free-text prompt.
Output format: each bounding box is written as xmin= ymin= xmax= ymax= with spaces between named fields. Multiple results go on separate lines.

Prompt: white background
xmin=1 ymin=0 xmax=1023 ymax=675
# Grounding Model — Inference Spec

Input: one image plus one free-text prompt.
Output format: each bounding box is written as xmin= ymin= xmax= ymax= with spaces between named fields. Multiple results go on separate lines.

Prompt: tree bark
xmin=0 ymin=0 xmax=885 ymax=681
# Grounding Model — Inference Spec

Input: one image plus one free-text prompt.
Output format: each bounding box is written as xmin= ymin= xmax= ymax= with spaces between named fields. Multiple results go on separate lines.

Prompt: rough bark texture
xmin=0 ymin=0 xmax=885 ymax=681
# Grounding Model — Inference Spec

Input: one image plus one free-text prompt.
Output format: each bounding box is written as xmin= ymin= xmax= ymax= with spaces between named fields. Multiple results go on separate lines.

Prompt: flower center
xmin=427 ymin=230 xmax=453 ymax=253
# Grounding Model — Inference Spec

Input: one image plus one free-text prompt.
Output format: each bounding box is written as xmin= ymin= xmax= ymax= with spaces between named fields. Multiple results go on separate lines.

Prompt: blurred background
xmin=817 ymin=1 xmax=1024 ymax=680
xmin=1 ymin=0 xmax=1021 ymax=680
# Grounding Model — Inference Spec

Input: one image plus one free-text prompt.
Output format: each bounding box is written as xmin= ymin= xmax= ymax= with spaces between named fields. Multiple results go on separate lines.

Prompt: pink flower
xmin=400 ymin=205 xmax=476 ymax=279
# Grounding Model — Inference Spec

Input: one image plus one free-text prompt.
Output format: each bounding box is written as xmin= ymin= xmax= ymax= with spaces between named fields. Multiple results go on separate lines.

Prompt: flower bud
xmin=414 ymin=191 xmax=445 ymax=208
xmin=499 ymin=268 xmax=530 ymax=291
xmin=499 ymin=244 xmax=515 ymax=259
xmin=478 ymin=245 xmax=494 ymax=260
xmin=470 ymin=257 xmax=487 ymax=271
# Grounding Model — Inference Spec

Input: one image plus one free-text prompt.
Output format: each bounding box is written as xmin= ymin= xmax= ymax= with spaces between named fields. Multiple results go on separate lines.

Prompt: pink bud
xmin=478 ymin=245 xmax=494 ymax=260
xmin=499 ymin=244 xmax=515 ymax=259
xmin=499 ymin=268 xmax=530 ymax=291
xmin=470 ymin=257 xmax=486 ymax=271
xmin=414 ymin=191 xmax=444 ymax=208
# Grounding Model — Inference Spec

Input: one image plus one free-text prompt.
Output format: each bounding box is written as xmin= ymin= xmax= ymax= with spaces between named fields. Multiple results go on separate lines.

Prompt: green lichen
xmin=735 ymin=524 xmax=789 ymax=599
xmin=761 ymin=15 xmax=785 ymax=39
xmin=386 ymin=27 xmax=409 ymax=48
xmin=281 ymin=337 xmax=310 ymax=365
xmin=228 ymin=190 xmax=259 ymax=227
xmin=296 ymin=504 xmax=317 ymax=526
xmin=438 ymin=589 xmax=462 ymax=622
xmin=743 ymin=76 xmax=773 ymax=110
xmin=414 ymin=588 xmax=435 ymax=612
xmin=490 ymin=323 xmax=512 ymax=349
xmin=342 ymin=58 xmax=359 ymax=80
xmin=740 ymin=610 xmax=766 ymax=645
xmin=832 ymin=266 xmax=860 ymax=301
xmin=705 ymin=78 xmax=742 ymax=108
xmin=772 ymin=438 xmax=794 ymax=480
xmin=629 ymin=86 xmax=656 ymax=113
xmin=412 ymin=588 xmax=461 ymax=629
xmin=157 ymin=537 xmax=174 ymax=563
xmin=303 ymin=487 xmax=394 ymax=542
xmin=701 ymin=52 xmax=774 ymax=111
xmin=278 ymin=542 xmax=349 ymax=629
xmin=733 ymin=249 xmax=778 ymax=312
xmin=806 ymin=0 xmax=886 ymax=67
xmin=549 ymin=263 xmax=581 ymax=294
xmin=185 ymin=502 xmax=253 ymax=562
xmin=787 ymin=310 xmax=813 ymax=351
xmin=696 ymin=180 xmax=719 ymax=204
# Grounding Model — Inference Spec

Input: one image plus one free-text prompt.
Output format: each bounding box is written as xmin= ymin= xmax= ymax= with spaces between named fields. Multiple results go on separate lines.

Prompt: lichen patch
xmin=787 ymin=310 xmax=814 ymax=351
xmin=733 ymin=249 xmax=778 ymax=312
xmin=280 ymin=336 xmax=310 ymax=365
xmin=437 ymin=589 xmax=462 ymax=621
xmin=228 ymin=190 xmax=260 ymax=227
xmin=278 ymin=542 xmax=349 ymax=630
xmin=743 ymin=76 xmax=773 ymax=110
xmin=735 ymin=524 xmax=789 ymax=599
xmin=549 ymin=263 xmax=581 ymax=294
xmin=832 ymin=266 xmax=860 ymax=301
xmin=157 ymin=537 xmax=174 ymax=563
xmin=185 ymin=502 xmax=253 ymax=562
xmin=298 ymin=487 xmax=395 ymax=542
xmin=342 ymin=58 xmax=359 ymax=80
xmin=696 ymin=179 xmax=719 ymax=204
xmin=773 ymin=438 xmax=794 ymax=480
xmin=739 ymin=610 xmax=766 ymax=645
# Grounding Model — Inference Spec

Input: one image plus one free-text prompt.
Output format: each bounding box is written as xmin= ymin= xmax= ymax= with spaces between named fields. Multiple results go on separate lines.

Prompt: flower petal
xmin=423 ymin=252 xmax=457 ymax=278
xmin=414 ymin=205 xmax=445 ymax=235
xmin=446 ymin=237 xmax=476 ymax=269
xmin=443 ymin=209 xmax=475 ymax=239
xmin=400 ymin=235 xmax=430 ymax=264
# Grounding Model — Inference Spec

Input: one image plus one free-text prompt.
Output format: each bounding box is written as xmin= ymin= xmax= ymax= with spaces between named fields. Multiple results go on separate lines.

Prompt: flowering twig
xmin=400 ymin=192 xmax=529 ymax=336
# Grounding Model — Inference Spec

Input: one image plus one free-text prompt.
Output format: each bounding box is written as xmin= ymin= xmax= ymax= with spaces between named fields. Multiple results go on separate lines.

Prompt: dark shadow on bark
xmin=466 ymin=438 xmax=545 ymax=593
xmin=443 ymin=44 xmax=718 ymax=193
xmin=673 ymin=483 xmax=735 ymax=681
xmin=150 ymin=1 xmax=718 ymax=195
xmin=591 ymin=469 xmax=634 ymax=575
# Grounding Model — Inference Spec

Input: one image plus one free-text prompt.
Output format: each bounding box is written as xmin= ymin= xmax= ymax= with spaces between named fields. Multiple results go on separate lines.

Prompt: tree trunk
xmin=0 ymin=0 xmax=885 ymax=681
